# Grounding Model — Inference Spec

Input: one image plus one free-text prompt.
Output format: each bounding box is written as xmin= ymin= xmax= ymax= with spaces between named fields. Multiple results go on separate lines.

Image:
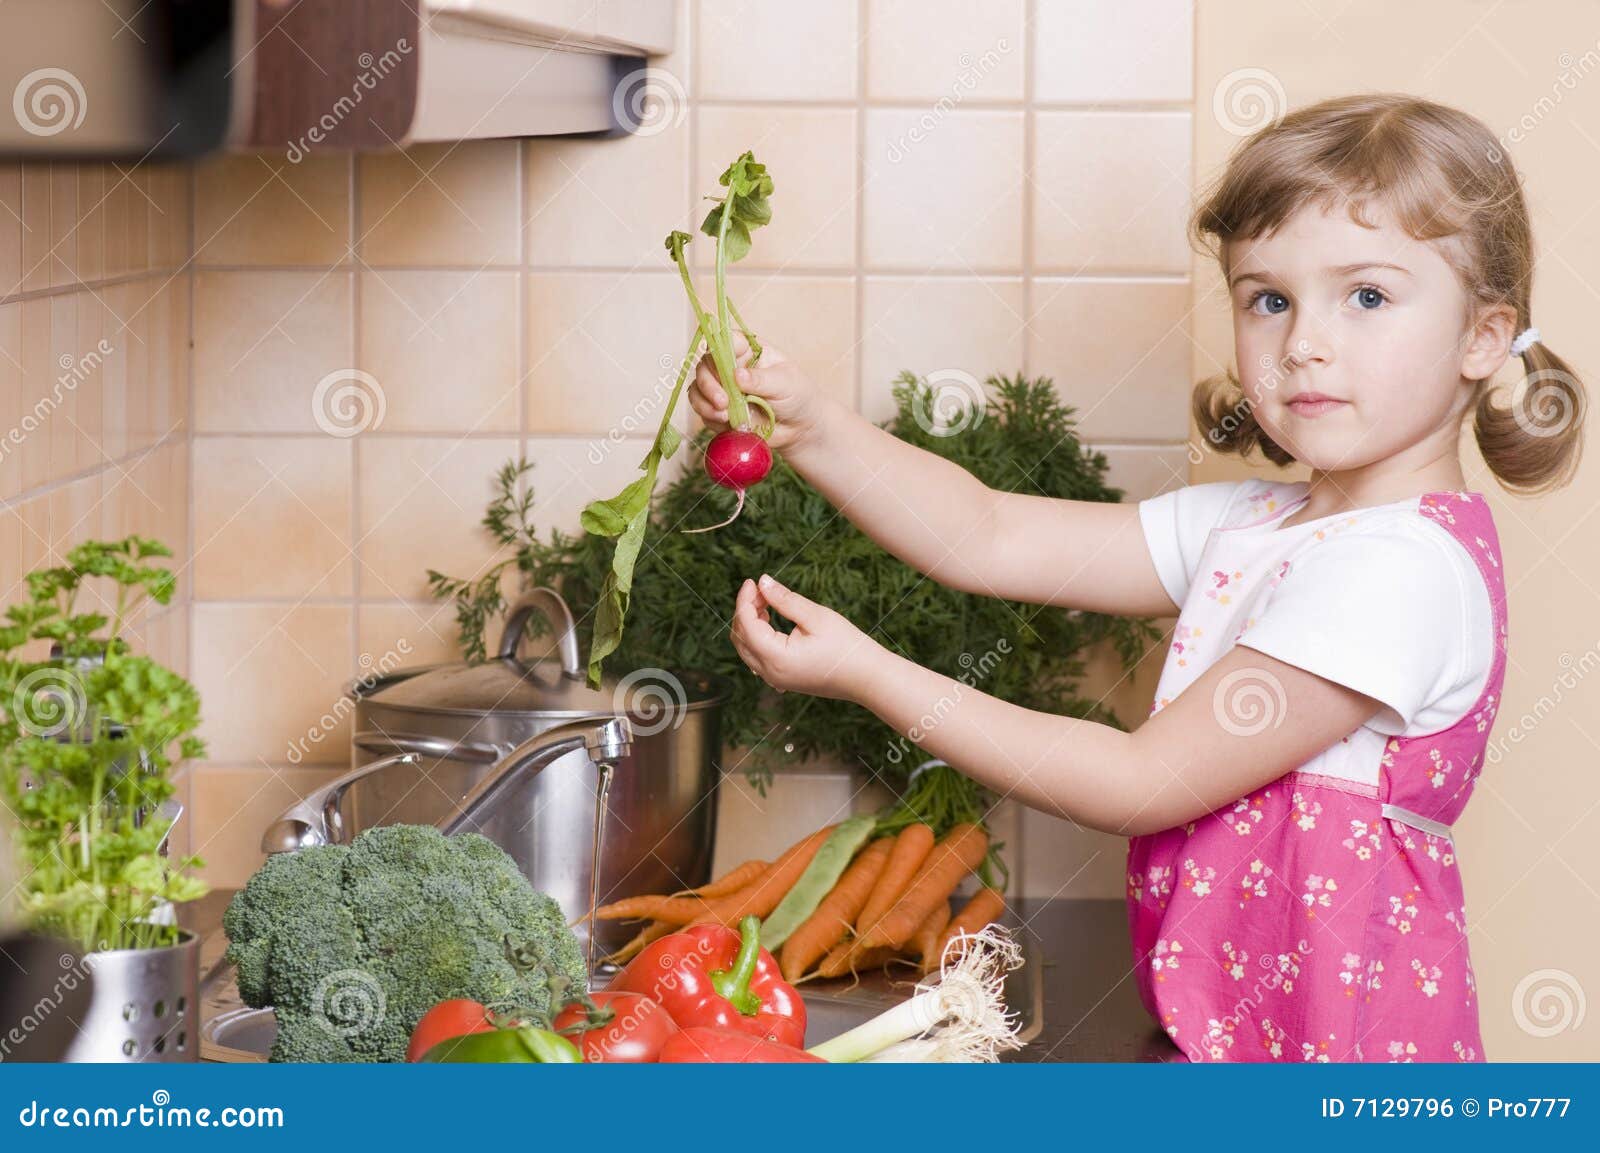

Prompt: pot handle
xmin=351 ymin=731 xmax=502 ymax=764
xmin=498 ymin=587 xmax=582 ymax=679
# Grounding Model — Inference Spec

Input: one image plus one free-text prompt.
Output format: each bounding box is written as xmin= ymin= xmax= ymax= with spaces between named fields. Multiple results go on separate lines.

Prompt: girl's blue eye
xmin=1248 ymin=291 xmax=1289 ymax=316
xmin=1350 ymin=285 xmax=1387 ymax=310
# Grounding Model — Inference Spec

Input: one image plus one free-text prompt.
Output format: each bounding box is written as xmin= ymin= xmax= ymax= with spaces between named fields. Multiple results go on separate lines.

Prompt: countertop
xmin=184 ymin=892 xmax=1179 ymax=1063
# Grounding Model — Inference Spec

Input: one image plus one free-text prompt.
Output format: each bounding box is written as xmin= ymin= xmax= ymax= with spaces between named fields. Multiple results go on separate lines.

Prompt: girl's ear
xmin=1461 ymin=303 xmax=1518 ymax=381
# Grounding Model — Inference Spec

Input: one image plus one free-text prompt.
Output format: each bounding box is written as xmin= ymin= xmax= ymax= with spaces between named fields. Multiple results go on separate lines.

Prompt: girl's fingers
xmin=754 ymin=573 xmax=818 ymax=628
xmin=694 ymin=358 xmax=729 ymax=408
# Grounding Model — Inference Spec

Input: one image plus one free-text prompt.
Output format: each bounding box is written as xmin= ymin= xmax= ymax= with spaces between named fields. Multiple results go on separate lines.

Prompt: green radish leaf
xmin=720 ymin=220 xmax=752 ymax=264
xmin=659 ymin=421 xmax=682 ymax=461
xmin=580 ymin=473 xmax=654 ymax=539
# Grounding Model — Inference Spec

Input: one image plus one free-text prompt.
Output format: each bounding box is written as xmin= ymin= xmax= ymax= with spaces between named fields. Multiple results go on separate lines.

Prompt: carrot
xmin=910 ymin=899 xmax=952 ymax=970
xmin=926 ymin=886 xmax=1006 ymax=971
xmin=779 ymin=837 xmax=894 ymax=983
xmin=686 ymin=825 xmax=837 ymax=926
xmin=858 ymin=823 xmax=988 ymax=948
xmin=850 ymin=823 xmax=934 ymax=942
xmin=595 ymin=859 xmax=776 ymax=925
xmin=593 ymin=894 xmax=708 ymax=925
xmin=604 ymin=918 xmax=673 ymax=965
xmin=668 ymin=858 xmax=769 ymax=899
xmin=817 ymin=938 xmax=901 ymax=980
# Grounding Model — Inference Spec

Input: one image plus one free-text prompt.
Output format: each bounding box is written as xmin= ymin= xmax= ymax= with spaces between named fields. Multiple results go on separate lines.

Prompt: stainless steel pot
xmin=330 ymin=589 xmax=728 ymax=953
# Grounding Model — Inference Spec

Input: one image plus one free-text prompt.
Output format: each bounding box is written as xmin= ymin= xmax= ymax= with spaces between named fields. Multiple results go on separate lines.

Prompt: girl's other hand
xmin=688 ymin=333 xmax=825 ymax=453
xmin=730 ymin=574 xmax=878 ymax=701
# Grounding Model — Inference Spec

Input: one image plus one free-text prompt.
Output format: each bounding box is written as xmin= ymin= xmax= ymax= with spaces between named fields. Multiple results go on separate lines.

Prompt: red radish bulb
xmin=705 ymin=429 xmax=772 ymax=489
xmin=683 ymin=428 xmax=773 ymax=534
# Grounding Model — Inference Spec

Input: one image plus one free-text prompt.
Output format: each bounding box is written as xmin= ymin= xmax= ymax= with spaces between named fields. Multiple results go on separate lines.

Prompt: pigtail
xmin=1473 ymin=338 xmax=1587 ymax=495
xmin=1191 ymin=371 xmax=1296 ymax=467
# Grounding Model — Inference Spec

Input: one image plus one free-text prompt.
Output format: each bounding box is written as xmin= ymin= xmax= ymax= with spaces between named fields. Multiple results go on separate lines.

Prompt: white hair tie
xmin=1510 ymin=326 xmax=1541 ymax=356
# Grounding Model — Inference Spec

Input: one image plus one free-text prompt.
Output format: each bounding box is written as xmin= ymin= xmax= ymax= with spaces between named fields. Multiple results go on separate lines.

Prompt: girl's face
xmin=1224 ymin=201 xmax=1502 ymax=473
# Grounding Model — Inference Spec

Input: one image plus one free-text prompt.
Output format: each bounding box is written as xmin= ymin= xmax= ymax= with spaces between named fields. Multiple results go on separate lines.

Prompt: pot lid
xmin=355 ymin=589 xmax=729 ymax=719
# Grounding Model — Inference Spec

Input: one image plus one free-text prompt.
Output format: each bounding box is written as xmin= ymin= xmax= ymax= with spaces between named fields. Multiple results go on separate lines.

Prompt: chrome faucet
xmin=259 ymin=716 xmax=634 ymax=853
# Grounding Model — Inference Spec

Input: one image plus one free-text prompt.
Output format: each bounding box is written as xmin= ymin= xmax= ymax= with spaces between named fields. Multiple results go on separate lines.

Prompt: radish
xmin=684 ymin=430 xmax=772 ymax=534
xmin=579 ymin=152 xmax=779 ymax=685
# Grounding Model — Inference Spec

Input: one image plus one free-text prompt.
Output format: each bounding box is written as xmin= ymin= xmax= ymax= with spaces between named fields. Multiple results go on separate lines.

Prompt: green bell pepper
xmin=420 ymin=1024 xmax=582 ymax=1064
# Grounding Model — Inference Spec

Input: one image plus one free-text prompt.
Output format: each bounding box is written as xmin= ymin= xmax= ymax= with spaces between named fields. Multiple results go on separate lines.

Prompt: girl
xmin=687 ymin=94 xmax=1585 ymax=1062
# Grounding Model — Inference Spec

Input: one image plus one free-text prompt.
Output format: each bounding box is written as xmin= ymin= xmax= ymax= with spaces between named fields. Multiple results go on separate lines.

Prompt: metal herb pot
xmin=342 ymin=589 xmax=730 ymax=954
xmin=63 ymin=930 xmax=201 ymax=1062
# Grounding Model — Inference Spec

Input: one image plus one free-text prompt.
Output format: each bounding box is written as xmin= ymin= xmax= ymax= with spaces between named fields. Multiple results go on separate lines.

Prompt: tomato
xmin=551 ymin=991 xmax=679 ymax=1063
xmin=406 ymin=999 xmax=496 ymax=1063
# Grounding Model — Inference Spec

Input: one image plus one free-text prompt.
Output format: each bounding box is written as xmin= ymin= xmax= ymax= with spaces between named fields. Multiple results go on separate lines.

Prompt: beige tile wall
xmin=169 ymin=0 xmax=1195 ymax=891
xmin=0 ymin=158 xmax=194 ymax=838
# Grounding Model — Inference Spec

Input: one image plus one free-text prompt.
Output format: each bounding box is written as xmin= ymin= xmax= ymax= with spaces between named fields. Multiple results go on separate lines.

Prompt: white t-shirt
xmin=1138 ymin=478 xmax=1494 ymax=738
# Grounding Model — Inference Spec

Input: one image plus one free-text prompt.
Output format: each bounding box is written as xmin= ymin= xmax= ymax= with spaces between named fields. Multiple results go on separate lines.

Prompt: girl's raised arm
xmin=782 ymin=398 xmax=1179 ymax=619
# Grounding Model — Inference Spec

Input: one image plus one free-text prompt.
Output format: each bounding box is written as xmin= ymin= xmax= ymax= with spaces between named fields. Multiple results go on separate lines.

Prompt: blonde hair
xmin=1191 ymin=93 xmax=1585 ymax=494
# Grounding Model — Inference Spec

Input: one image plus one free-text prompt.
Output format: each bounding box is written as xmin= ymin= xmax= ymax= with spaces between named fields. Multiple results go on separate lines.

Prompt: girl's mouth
xmin=1286 ymin=395 xmax=1347 ymax=418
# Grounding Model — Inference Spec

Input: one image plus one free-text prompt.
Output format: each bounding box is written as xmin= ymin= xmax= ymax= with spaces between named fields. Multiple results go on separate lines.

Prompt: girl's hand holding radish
xmin=688 ymin=331 xmax=827 ymax=455
xmin=732 ymin=573 xmax=879 ymax=701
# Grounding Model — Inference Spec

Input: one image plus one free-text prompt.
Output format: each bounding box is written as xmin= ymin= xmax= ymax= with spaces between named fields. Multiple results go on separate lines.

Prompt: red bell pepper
xmin=613 ymin=914 xmax=806 ymax=1048
xmin=659 ymin=1027 xmax=824 ymax=1064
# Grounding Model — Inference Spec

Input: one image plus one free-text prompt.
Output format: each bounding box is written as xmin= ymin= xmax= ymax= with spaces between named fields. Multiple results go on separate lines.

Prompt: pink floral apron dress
xmin=1126 ymin=487 xmax=1506 ymax=1062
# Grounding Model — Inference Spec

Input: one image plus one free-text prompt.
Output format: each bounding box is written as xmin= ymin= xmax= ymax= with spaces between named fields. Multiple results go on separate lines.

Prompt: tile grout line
xmin=349 ymin=156 xmax=363 ymax=681
xmin=853 ymin=0 xmax=866 ymax=412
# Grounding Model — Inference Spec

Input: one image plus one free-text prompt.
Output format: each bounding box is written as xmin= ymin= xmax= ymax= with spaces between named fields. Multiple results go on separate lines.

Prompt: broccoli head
xmin=223 ymin=825 xmax=587 ymax=1063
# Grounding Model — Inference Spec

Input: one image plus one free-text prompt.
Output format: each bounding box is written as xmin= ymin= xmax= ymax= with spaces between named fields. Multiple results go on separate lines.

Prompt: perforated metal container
xmin=64 ymin=930 xmax=200 ymax=1062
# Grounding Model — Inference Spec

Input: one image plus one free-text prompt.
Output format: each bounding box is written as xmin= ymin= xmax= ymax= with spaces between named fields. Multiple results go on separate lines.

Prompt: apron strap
xmin=1381 ymin=803 xmax=1453 ymax=841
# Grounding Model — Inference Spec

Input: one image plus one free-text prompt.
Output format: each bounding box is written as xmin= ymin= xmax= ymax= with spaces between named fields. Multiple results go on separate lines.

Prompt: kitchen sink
xmin=199 ymin=934 xmax=1043 ymax=1062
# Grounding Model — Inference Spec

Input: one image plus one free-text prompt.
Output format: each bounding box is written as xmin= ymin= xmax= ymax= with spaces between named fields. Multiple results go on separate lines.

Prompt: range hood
xmin=0 ymin=0 xmax=677 ymax=159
